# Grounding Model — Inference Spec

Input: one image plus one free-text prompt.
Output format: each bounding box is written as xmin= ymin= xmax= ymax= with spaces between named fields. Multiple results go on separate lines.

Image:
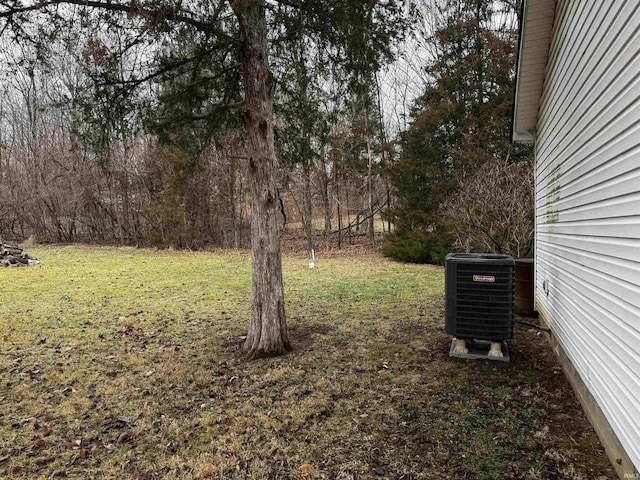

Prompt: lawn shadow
xmin=288 ymin=323 xmax=338 ymax=353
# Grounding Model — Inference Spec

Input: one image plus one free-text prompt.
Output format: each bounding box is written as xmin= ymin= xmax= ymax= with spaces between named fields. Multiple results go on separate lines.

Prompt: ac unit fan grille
xmin=445 ymin=254 xmax=514 ymax=341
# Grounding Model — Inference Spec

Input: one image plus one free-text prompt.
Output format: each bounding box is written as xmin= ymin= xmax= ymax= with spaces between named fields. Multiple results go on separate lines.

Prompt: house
xmin=512 ymin=0 xmax=640 ymax=477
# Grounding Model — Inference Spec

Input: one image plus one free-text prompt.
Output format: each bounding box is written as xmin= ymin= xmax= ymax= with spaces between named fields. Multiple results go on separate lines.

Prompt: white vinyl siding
xmin=534 ymin=0 xmax=640 ymax=470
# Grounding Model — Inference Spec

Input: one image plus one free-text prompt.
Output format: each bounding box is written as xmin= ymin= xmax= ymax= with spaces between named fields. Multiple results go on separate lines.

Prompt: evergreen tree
xmin=385 ymin=0 xmax=529 ymax=264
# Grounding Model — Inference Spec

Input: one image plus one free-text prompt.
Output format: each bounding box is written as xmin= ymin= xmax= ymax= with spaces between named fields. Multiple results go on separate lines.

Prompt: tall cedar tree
xmin=1 ymin=0 xmax=407 ymax=358
xmin=385 ymin=0 xmax=528 ymax=263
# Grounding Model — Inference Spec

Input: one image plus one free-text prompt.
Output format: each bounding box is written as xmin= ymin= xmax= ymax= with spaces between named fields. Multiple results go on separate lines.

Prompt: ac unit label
xmin=473 ymin=275 xmax=496 ymax=283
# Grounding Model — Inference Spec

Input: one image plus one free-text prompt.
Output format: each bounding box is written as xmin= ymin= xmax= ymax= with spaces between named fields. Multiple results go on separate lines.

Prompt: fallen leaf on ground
xmin=202 ymin=467 xmax=215 ymax=477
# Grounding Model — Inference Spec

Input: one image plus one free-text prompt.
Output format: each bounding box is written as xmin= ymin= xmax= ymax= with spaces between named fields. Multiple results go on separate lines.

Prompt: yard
xmin=0 ymin=246 xmax=616 ymax=479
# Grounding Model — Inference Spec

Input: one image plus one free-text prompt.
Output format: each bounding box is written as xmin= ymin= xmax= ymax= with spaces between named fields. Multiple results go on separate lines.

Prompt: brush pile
xmin=1 ymin=243 xmax=40 ymax=267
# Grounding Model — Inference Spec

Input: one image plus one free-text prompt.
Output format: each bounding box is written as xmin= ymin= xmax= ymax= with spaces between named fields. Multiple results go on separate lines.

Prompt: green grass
xmin=0 ymin=246 xmax=615 ymax=479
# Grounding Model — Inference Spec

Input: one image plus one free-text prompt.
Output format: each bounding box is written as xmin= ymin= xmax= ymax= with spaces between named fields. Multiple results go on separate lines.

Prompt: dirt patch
xmin=287 ymin=324 xmax=338 ymax=353
xmin=280 ymin=230 xmax=383 ymax=257
xmin=509 ymin=319 xmax=614 ymax=477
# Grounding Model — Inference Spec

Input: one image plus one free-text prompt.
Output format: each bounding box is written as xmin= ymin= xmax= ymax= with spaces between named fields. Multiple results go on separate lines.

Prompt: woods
xmin=1 ymin=0 xmax=533 ymax=357
xmin=0 ymin=1 xmax=403 ymax=251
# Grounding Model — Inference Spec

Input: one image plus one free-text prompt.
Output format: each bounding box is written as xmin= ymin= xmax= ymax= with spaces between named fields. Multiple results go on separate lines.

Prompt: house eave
xmin=512 ymin=130 xmax=536 ymax=144
xmin=511 ymin=0 xmax=558 ymax=143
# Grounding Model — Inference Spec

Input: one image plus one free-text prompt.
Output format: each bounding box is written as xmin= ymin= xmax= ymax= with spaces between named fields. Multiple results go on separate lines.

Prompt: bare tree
xmin=442 ymin=157 xmax=534 ymax=257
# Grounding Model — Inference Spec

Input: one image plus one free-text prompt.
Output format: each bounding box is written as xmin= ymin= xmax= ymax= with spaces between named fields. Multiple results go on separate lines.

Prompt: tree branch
xmin=0 ymin=0 xmax=236 ymax=44
xmin=265 ymin=0 xmax=302 ymax=10
xmin=152 ymin=99 xmax=245 ymax=130
xmin=332 ymin=200 xmax=384 ymax=235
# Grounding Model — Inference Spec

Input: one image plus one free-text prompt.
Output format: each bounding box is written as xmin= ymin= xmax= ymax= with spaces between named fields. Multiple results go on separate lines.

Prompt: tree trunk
xmin=336 ymin=161 xmax=342 ymax=249
xmin=228 ymin=152 xmax=239 ymax=249
xmin=302 ymin=160 xmax=314 ymax=253
xmin=365 ymin=116 xmax=375 ymax=245
xmin=319 ymin=152 xmax=331 ymax=248
xmin=346 ymin=177 xmax=353 ymax=244
xmin=231 ymin=0 xmax=290 ymax=360
xmin=386 ymin=181 xmax=392 ymax=233
xmin=374 ymin=75 xmax=392 ymax=235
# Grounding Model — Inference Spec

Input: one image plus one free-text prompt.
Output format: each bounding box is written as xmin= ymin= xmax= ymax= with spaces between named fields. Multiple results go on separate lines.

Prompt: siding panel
xmin=534 ymin=0 xmax=640 ymax=471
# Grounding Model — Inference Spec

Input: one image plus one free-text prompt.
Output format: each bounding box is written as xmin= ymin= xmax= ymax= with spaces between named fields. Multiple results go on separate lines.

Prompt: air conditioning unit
xmin=445 ymin=253 xmax=514 ymax=342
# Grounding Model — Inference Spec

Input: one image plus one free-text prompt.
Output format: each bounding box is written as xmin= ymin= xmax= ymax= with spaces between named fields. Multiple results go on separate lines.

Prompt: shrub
xmin=442 ymin=157 xmax=534 ymax=257
xmin=383 ymin=227 xmax=454 ymax=265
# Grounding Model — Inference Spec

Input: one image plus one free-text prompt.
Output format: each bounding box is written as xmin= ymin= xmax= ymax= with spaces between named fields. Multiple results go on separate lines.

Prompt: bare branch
xmin=0 ymin=0 xmax=236 ymax=44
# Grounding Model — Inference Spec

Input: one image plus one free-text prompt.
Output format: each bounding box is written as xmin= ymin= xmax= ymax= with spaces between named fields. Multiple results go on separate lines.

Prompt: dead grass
xmin=0 ymin=246 xmax=616 ymax=479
